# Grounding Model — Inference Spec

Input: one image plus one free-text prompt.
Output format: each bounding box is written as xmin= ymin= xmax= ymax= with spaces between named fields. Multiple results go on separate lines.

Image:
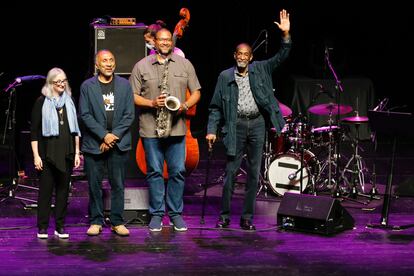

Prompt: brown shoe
xmin=111 ymin=225 xmax=129 ymax=236
xmin=86 ymin=224 xmax=102 ymax=236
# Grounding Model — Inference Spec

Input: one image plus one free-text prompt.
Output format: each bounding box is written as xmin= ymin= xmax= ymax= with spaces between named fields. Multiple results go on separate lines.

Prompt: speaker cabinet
xmin=93 ymin=25 xmax=146 ymax=75
xmin=395 ymin=176 xmax=414 ymax=197
xmin=103 ymin=186 xmax=149 ymax=225
xmin=103 ymin=186 xmax=149 ymax=211
xmin=277 ymin=193 xmax=355 ymax=235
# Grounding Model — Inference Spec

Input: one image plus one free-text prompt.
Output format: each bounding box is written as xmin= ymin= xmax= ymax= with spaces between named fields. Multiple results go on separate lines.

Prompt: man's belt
xmin=237 ymin=113 xmax=261 ymax=119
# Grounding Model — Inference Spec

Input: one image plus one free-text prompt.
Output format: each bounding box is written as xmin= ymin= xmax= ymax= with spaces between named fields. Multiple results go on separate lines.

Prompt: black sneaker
xmin=37 ymin=229 xmax=48 ymax=239
xmin=216 ymin=217 xmax=230 ymax=228
xmin=240 ymin=218 xmax=256 ymax=231
xmin=54 ymin=228 xmax=69 ymax=239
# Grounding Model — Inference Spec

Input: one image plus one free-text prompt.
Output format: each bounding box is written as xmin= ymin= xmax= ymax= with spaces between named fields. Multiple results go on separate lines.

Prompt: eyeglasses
xmin=52 ymin=79 xmax=67 ymax=85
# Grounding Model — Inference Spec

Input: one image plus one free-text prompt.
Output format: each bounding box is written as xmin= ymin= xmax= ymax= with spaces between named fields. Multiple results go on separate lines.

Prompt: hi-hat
xmin=278 ymin=102 xmax=292 ymax=117
xmin=308 ymin=103 xmax=353 ymax=115
xmin=342 ymin=116 xmax=369 ymax=123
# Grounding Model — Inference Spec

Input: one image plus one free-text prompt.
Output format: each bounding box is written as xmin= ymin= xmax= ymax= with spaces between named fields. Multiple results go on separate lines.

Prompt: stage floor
xmin=1 ymin=139 xmax=414 ymax=275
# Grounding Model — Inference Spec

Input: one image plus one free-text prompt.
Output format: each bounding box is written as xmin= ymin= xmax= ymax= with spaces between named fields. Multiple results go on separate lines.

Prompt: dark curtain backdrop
xmin=0 ymin=1 xmax=411 ymax=176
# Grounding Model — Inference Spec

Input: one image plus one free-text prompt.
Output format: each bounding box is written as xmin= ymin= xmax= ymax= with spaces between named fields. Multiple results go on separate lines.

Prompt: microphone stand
xmin=0 ymin=82 xmax=37 ymax=207
xmin=324 ymin=48 xmax=343 ymax=198
xmin=252 ymin=29 xmax=268 ymax=54
xmin=285 ymin=116 xmax=307 ymax=195
xmin=299 ymin=123 xmax=305 ymax=194
xmin=325 ymin=50 xmax=366 ymax=205
xmin=298 ymin=145 xmax=305 ymax=194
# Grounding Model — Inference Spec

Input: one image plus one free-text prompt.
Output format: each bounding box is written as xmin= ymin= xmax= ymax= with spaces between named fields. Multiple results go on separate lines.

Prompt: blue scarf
xmin=42 ymin=91 xmax=81 ymax=137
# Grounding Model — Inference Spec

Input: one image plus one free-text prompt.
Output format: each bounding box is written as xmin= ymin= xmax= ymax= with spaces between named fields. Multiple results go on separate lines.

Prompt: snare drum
xmin=267 ymin=150 xmax=319 ymax=196
xmin=311 ymin=125 xmax=342 ymax=147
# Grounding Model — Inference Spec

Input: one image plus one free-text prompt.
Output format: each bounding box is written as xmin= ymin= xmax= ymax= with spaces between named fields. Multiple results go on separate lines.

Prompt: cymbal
xmin=308 ymin=103 xmax=353 ymax=115
xmin=278 ymin=102 xmax=292 ymax=117
xmin=342 ymin=116 xmax=369 ymax=123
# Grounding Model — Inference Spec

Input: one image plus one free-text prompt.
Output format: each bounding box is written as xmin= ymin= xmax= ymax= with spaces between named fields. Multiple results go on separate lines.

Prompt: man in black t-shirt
xmin=79 ymin=50 xmax=135 ymax=237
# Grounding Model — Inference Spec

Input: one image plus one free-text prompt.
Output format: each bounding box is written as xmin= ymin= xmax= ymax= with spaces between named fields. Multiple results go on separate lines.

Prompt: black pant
xmin=37 ymin=160 xmax=71 ymax=230
xmin=221 ymin=115 xmax=266 ymax=221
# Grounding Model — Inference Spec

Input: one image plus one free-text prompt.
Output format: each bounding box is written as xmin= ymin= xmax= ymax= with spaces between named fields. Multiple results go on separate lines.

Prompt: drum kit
xmin=261 ymin=101 xmax=370 ymax=198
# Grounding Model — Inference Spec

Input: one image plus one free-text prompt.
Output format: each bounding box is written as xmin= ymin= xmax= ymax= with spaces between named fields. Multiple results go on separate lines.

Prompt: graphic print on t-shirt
xmin=103 ymin=92 xmax=114 ymax=111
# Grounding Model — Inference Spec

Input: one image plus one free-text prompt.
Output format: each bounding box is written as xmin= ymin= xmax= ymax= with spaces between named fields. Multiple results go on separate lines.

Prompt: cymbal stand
xmin=340 ymin=122 xmax=378 ymax=203
xmin=341 ymin=123 xmax=365 ymax=195
xmin=257 ymin=129 xmax=272 ymax=197
xmin=314 ymin=112 xmax=337 ymax=192
xmin=325 ymin=128 xmax=366 ymax=205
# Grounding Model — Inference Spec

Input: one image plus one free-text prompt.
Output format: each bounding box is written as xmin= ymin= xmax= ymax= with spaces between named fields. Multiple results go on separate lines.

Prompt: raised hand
xmin=274 ymin=9 xmax=290 ymax=33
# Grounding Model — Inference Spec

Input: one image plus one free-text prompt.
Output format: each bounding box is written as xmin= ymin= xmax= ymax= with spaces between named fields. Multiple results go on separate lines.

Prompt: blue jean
xmin=221 ymin=115 xmax=265 ymax=221
xmin=84 ymin=148 xmax=128 ymax=226
xmin=142 ymin=136 xmax=186 ymax=218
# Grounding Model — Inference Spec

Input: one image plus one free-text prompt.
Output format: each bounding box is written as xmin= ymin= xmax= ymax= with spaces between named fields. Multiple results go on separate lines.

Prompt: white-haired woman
xmin=30 ymin=67 xmax=81 ymax=239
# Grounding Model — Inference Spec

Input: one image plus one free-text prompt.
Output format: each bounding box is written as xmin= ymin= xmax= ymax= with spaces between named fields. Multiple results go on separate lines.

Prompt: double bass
xmin=135 ymin=8 xmax=199 ymax=178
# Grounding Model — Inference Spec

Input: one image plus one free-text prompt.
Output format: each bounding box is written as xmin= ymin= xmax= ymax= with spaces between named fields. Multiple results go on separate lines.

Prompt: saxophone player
xmin=130 ymin=28 xmax=201 ymax=232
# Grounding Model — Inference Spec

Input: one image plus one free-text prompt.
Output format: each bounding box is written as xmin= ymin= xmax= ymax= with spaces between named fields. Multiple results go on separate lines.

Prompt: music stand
xmin=366 ymin=110 xmax=414 ymax=230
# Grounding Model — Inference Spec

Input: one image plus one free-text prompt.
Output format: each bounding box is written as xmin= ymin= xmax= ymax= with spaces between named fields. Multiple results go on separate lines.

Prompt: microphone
xmin=373 ymin=97 xmax=389 ymax=111
xmin=371 ymin=97 xmax=389 ymax=143
xmin=265 ymin=29 xmax=268 ymax=54
xmin=324 ymin=46 xmax=333 ymax=58
xmin=15 ymin=75 xmax=46 ymax=83
xmin=288 ymin=172 xmax=296 ymax=180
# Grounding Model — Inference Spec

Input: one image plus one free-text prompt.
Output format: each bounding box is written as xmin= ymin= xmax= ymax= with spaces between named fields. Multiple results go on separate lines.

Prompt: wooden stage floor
xmin=1 ymin=140 xmax=414 ymax=275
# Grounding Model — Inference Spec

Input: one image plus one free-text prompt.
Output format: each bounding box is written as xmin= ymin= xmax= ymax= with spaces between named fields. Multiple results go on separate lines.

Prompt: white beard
xmin=236 ymin=61 xmax=248 ymax=68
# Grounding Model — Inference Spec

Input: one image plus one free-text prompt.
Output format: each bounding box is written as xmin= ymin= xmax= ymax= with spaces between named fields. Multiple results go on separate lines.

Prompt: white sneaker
xmin=54 ymin=228 xmax=69 ymax=239
xmin=37 ymin=229 xmax=48 ymax=239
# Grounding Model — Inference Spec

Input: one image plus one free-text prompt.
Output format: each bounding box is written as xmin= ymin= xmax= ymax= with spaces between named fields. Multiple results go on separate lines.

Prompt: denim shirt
xmin=207 ymin=39 xmax=292 ymax=156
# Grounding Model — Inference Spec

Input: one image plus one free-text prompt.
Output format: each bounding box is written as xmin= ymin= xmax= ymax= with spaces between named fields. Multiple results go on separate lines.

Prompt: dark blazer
xmin=79 ymin=75 xmax=134 ymax=154
xmin=207 ymin=39 xmax=292 ymax=156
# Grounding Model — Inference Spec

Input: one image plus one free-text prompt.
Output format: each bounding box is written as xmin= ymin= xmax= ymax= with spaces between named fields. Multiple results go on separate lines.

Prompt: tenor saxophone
xmin=155 ymin=58 xmax=181 ymax=138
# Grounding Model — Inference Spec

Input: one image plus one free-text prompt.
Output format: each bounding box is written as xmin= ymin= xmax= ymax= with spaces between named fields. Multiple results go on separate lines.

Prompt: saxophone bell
xmin=165 ymin=95 xmax=180 ymax=112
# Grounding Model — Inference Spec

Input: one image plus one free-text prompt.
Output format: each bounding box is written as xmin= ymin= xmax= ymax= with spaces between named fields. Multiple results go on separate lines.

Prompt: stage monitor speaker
xmin=103 ymin=187 xmax=149 ymax=224
xmin=103 ymin=186 xmax=149 ymax=210
xmin=395 ymin=176 xmax=414 ymax=197
xmin=277 ymin=193 xmax=355 ymax=235
xmin=93 ymin=25 xmax=146 ymax=75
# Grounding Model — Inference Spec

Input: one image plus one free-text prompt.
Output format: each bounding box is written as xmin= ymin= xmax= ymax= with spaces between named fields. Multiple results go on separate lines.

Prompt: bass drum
xmin=267 ymin=150 xmax=319 ymax=196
